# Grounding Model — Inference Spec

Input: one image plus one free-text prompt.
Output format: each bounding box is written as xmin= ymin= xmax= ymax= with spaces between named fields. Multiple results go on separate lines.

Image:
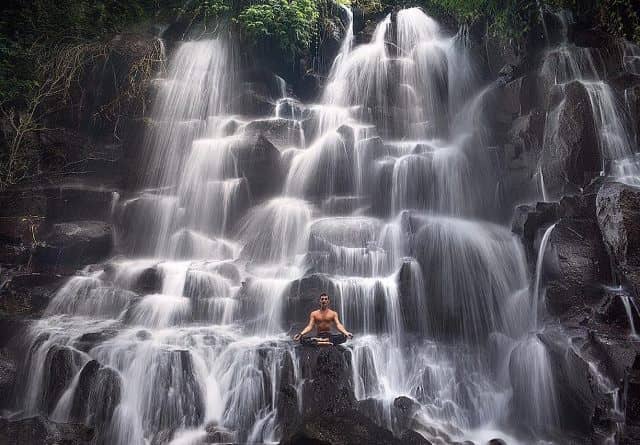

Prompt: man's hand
xmin=345 ymin=331 xmax=353 ymax=339
xmin=293 ymin=333 xmax=301 ymax=341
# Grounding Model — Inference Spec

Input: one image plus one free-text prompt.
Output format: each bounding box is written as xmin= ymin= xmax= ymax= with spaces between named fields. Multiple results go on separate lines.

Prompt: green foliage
xmin=236 ymin=0 xmax=319 ymax=58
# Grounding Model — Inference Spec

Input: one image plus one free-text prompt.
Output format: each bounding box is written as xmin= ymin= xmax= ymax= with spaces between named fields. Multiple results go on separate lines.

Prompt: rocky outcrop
xmin=232 ymin=135 xmax=282 ymax=200
xmin=540 ymin=81 xmax=601 ymax=197
xmin=33 ymin=221 xmax=114 ymax=270
xmin=0 ymin=416 xmax=93 ymax=445
xmin=70 ymin=360 xmax=122 ymax=430
xmin=279 ymin=346 xmax=430 ymax=445
xmin=544 ymin=216 xmax=611 ymax=318
xmin=0 ymin=350 xmax=17 ymax=409
xmin=285 ymin=274 xmax=338 ymax=327
xmin=596 ymin=182 xmax=640 ymax=297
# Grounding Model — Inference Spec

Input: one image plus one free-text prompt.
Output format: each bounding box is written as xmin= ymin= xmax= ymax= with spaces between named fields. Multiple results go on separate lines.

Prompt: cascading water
xmin=16 ymin=6 xmax=581 ymax=445
xmin=540 ymin=10 xmax=640 ymax=193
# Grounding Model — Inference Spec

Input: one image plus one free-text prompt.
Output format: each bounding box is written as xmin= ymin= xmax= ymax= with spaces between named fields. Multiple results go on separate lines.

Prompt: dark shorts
xmin=301 ymin=332 xmax=347 ymax=346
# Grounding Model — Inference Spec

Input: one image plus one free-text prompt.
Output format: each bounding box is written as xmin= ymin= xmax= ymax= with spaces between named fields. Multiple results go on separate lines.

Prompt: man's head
xmin=319 ymin=293 xmax=329 ymax=309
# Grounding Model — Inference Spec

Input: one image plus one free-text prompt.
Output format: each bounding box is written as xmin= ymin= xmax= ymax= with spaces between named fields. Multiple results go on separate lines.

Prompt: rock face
xmin=232 ymin=135 xmax=282 ymax=200
xmin=596 ymin=182 xmax=640 ymax=297
xmin=0 ymin=416 xmax=93 ymax=445
xmin=540 ymin=81 xmax=601 ymax=197
xmin=545 ymin=216 xmax=611 ymax=317
xmin=279 ymin=346 xmax=430 ymax=445
xmin=33 ymin=221 xmax=114 ymax=269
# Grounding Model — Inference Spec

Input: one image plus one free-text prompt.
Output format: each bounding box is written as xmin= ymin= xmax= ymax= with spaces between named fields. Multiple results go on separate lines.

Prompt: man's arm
xmin=334 ymin=312 xmax=352 ymax=338
xmin=294 ymin=312 xmax=315 ymax=341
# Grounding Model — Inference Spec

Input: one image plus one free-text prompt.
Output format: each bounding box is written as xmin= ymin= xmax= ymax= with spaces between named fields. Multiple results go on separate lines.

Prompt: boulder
xmin=285 ymin=274 xmax=338 ymax=326
xmin=232 ymin=89 xmax=274 ymax=116
xmin=70 ymin=360 xmax=122 ymax=427
xmin=544 ymin=217 xmax=611 ymax=318
xmin=45 ymin=185 xmax=117 ymax=223
xmin=596 ymin=182 xmax=640 ymax=297
xmin=280 ymin=409 xmax=430 ymax=445
xmin=41 ymin=345 xmax=85 ymax=414
xmin=232 ymin=135 xmax=282 ymax=200
xmin=540 ymin=81 xmax=601 ymax=198
xmin=241 ymin=118 xmax=304 ymax=150
xmin=511 ymin=201 xmax=559 ymax=260
xmin=33 ymin=221 xmax=113 ymax=269
xmin=282 ymin=346 xmax=430 ymax=445
xmin=299 ymin=346 xmax=355 ymax=417
xmin=0 ymin=416 xmax=93 ymax=445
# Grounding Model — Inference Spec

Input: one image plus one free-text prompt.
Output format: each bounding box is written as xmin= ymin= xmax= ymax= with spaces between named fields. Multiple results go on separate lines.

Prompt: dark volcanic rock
xmin=33 ymin=221 xmax=113 ymax=269
xmin=281 ymin=347 xmax=430 ymax=445
xmin=285 ymin=274 xmax=338 ymax=326
xmin=70 ymin=360 xmax=122 ymax=428
xmin=0 ymin=416 xmax=93 ymax=445
xmin=540 ymin=81 xmax=601 ymax=198
xmin=622 ymin=355 xmax=640 ymax=444
xmin=46 ymin=185 xmax=117 ymax=223
xmin=232 ymin=135 xmax=282 ymax=200
xmin=299 ymin=346 xmax=355 ymax=417
xmin=280 ymin=409 xmax=429 ymax=445
xmin=241 ymin=118 xmax=304 ymax=150
xmin=596 ymin=182 xmax=640 ymax=297
xmin=511 ymin=201 xmax=559 ymax=259
xmin=0 ymin=272 xmax=65 ymax=318
xmin=41 ymin=345 xmax=85 ymax=414
xmin=544 ymin=217 xmax=611 ymax=318
xmin=0 ymin=350 xmax=17 ymax=409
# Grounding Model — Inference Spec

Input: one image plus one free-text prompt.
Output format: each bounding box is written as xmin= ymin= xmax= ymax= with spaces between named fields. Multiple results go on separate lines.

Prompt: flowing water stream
xmin=15 ymin=6 xmax=640 ymax=445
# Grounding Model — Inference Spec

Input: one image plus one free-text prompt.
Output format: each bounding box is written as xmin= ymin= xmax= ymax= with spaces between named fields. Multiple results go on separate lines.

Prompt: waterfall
xmin=540 ymin=10 xmax=640 ymax=190
xmin=18 ymin=7 xmax=571 ymax=445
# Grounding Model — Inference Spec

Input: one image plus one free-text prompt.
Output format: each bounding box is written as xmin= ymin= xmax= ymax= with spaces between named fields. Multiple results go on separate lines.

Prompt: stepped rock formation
xmin=1 ymin=4 xmax=640 ymax=445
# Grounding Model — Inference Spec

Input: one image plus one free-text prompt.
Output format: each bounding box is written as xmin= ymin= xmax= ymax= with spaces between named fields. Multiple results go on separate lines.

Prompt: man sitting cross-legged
xmin=293 ymin=293 xmax=353 ymax=346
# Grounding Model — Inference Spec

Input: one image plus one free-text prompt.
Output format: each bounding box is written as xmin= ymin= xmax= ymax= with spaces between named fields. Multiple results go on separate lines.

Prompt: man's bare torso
xmin=311 ymin=309 xmax=336 ymax=333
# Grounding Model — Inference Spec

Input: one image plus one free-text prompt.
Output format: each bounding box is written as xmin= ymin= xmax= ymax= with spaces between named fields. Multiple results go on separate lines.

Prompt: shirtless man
xmin=293 ymin=293 xmax=353 ymax=346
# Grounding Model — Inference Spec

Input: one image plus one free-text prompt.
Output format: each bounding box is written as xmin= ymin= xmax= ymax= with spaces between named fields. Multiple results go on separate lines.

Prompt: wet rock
xmin=506 ymin=109 xmax=545 ymax=155
xmin=232 ymin=89 xmax=274 ymax=116
xmin=33 ymin=221 xmax=114 ymax=269
xmin=321 ymin=196 xmax=369 ymax=215
xmin=242 ymin=68 xmax=287 ymax=100
xmin=241 ymin=117 xmax=304 ymax=150
xmin=392 ymin=396 xmax=421 ymax=434
xmin=147 ymin=349 xmax=205 ymax=431
xmin=545 ymin=217 xmax=611 ymax=318
xmin=285 ymin=274 xmax=338 ymax=326
xmin=232 ymin=135 xmax=282 ymax=200
xmin=596 ymin=182 xmax=640 ymax=297
xmin=0 ymin=350 xmax=17 ymax=409
xmin=70 ymin=360 xmax=122 ymax=427
xmin=540 ymin=81 xmax=601 ymax=198
xmin=0 ymin=416 xmax=93 ymax=445
xmin=622 ymin=354 xmax=640 ymax=444
xmin=487 ymin=439 xmax=507 ymax=445
xmin=46 ymin=185 xmax=117 ymax=223
xmin=299 ymin=346 xmax=355 ymax=417
xmin=133 ymin=266 xmax=163 ymax=294
xmin=41 ymin=345 xmax=85 ymax=414
xmin=73 ymin=328 xmax=119 ymax=352
xmin=0 ymin=272 xmax=65 ymax=318
xmin=0 ymin=188 xmax=47 ymax=218
xmin=511 ymin=201 xmax=559 ymax=259
xmin=538 ymin=328 xmax=598 ymax=435
xmin=280 ymin=409 xmax=430 ymax=445
xmin=204 ymin=423 xmax=235 ymax=443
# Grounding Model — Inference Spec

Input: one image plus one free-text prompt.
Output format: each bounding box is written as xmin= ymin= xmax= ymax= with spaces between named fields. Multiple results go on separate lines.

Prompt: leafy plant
xmin=236 ymin=0 xmax=319 ymax=58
